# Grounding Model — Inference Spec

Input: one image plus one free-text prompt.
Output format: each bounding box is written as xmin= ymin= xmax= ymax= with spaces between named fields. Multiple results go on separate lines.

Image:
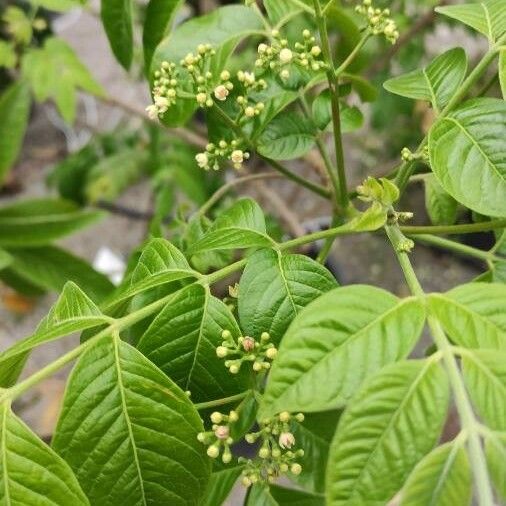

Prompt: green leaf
xmin=152 ymin=5 xmax=264 ymax=126
xmin=202 ymin=464 xmax=244 ymax=506
xmin=424 ymin=174 xmax=458 ymax=226
xmin=0 ymin=40 xmax=17 ymax=69
xmin=500 ymin=49 xmax=506 ymax=100
xmin=263 ymin=0 xmax=306 ymax=26
xmin=0 ymin=248 xmax=12 ymax=271
xmin=485 ymin=436 xmax=506 ymax=500
xmin=0 ymin=282 xmax=110 ymax=386
xmin=436 ymin=0 xmax=506 ymax=43
xmin=188 ymin=198 xmax=273 ymax=254
xmin=311 ymin=90 xmax=363 ymax=133
xmin=428 ymin=98 xmax=506 ymax=217
xmin=104 ymin=238 xmax=199 ymax=310
xmin=22 ymin=38 xmax=104 ymax=123
xmin=257 ymin=111 xmax=316 ymax=160
xmin=0 ymin=81 xmax=31 ymax=185
xmin=138 ymin=283 xmax=248 ymax=403
xmin=52 ymin=334 xmax=210 ymax=504
xmin=428 ymin=283 xmax=506 ymax=350
xmin=259 ymin=285 xmax=426 ymax=417
xmin=247 ymin=484 xmax=324 ymax=506
xmin=0 ymin=198 xmax=104 ymax=247
xmin=2 ymin=245 xmax=114 ymax=301
xmin=326 ymin=359 xmax=449 ymax=506
xmin=291 ymin=410 xmax=341 ymax=494
xmin=2 ymin=7 xmax=32 ymax=44
xmin=0 ymin=403 xmax=89 ymax=505
xmin=401 ymin=442 xmax=471 ymax=506
xmin=28 ymin=0 xmax=83 ymax=11
xmin=462 ymin=349 xmax=506 ymax=430
xmin=384 ymin=48 xmax=467 ymax=111
xmin=100 ymin=0 xmax=133 ymax=69
xmin=238 ymin=248 xmax=337 ymax=344
xmin=142 ymin=0 xmax=183 ymax=72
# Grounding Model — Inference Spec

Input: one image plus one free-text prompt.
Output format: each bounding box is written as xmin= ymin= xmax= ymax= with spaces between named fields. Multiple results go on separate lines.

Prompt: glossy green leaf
xmin=142 ymin=0 xmax=183 ymax=72
xmin=485 ymin=436 xmax=506 ymax=500
xmin=291 ymin=410 xmax=341 ymax=494
xmin=462 ymin=349 xmax=506 ymax=430
xmin=401 ymin=442 xmax=471 ymax=506
xmin=138 ymin=283 xmax=248 ymax=403
xmin=202 ymin=464 xmax=243 ymax=506
xmin=429 ymin=98 xmax=506 ymax=217
xmin=263 ymin=0 xmax=307 ymax=26
xmin=428 ymin=283 xmax=506 ymax=349
xmin=28 ymin=0 xmax=82 ymax=11
xmin=238 ymin=248 xmax=337 ymax=344
xmin=188 ymin=198 xmax=274 ymax=254
xmin=257 ymin=111 xmax=316 ymax=160
xmin=311 ymin=90 xmax=363 ymax=132
xmin=0 ymin=402 xmax=89 ymax=505
xmin=52 ymin=334 xmax=210 ymax=504
xmin=152 ymin=5 xmax=264 ymax=126
xmin=436 ymin=0 xmax=506 ymax=42
xmin=100 ymin=0 xmax=133 ymax=69
xmin=0 ymin=199 xmax=104 ymax=247
xmin=326 ymin=359 xmax=449 ymax=506
xmin=384 ymin=48 xmax=467 ymax=111
xmin=0 ymin=248 xmax=12 ymax=271
xmin=0 ymin=81 xmax=30 ymax=185
xmin=259 ymin=285 xmax=426 ymax=417
xmin=500 ymin=49 xmax=506 ymax=100
xmin=0 ymin=41 xmax=17 ymax=69
xmin=2 ymin=245 xmax=114 ymax=301
xmin=424 ymin=174 xmax=458 ymax=226
xmin=0 ymin=282 xmax=109 ymax=381
xmin=247 ymin=484 xmax=324 ymax=506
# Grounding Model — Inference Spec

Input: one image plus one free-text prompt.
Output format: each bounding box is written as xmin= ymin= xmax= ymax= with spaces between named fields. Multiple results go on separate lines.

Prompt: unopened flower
xmin=214 ymin=84 xmax=229 ymax=101
xmin=242 ymin=336 xmax=256 ymax=352
xmin=210 ymin=412 xmax=223 ymax=424
xmin=231 ymin=150 xmax=244 ymax=164
xmin=258 ymin=43 xmax=268 ymax=53
xmin=154 ymin=96 xmax=169 ymax=112
xmin=245 ymin=106 xmax=255 ymax=117
xmin=279 ymin=48 xmax=293 ymax=64
xmin=265 ymin=347 xmax=277 ymax=359
xmin=216 ymin=346 xmax=228 ymax=358
xmin=291 ymin=463 xmax=302 ymax=475
xmin=196 ymin=92 xmax=207 ymax=105
xmin=207 ymin=445 xmax=220 ymax=458
xmin=280 ymin=69 xmax=290 ymax=80
xmin=279 ymin=432 xmax=295 ymax=449
xmin=310 ymin=46 xmax=321 ymax=57
xmin=214 ymin=426 xmax=230 ymax=440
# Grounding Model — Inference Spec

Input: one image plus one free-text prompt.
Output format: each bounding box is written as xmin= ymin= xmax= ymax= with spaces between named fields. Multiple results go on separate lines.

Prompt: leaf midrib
xmin=1 ymin=403 xmax=11 ymax=506
xmin=112 ymin=336 xmax=147 ymax=506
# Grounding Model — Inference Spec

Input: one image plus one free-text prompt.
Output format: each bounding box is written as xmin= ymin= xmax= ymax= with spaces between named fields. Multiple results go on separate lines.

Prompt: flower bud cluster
xmin=355 ymin=0 xmax=399 ymax=44
xmin=255 ymin=29 xmax=326 ymax=81
xmin=147 ymin=61 xmax=179 ymax=119
xmin=195 ymin=140 xmax=250 ymax=171
xmin=357 ymin=177 xmax=400 ymax=207
xmin=401 ymin=146 xmax=429 ymax=162
xmin=197 ymin=410 xmax=239 ymax=463
xmin=217 ymin=330 xmax=277 ymax=374
xmin=240 ymin=411 xmax=305 ymax=486
xmin=234 ymin=71 xmax=267 ymax=123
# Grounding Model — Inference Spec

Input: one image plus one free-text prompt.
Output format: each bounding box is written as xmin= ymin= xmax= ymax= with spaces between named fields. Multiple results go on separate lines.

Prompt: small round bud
xmin=271 ymin=29 xmax=280 ymax=37
xmin=279 ymin=48 xmax=293 ymax=64
xmin=258 ymin=43 xmax=268 ymax=54
xmin=207 ymin=445 xmax=220 ymax=458
xmin=265 ymin=347 xmax=278 ymax=360
xmin=219 ymin=140 xmax=228 ymax=149
xmin=245 ymin=433 xmax=256 ymax=444
xmin=197 ymin=432 xmax=206 ymax=442
xmin=259 ymin=447 xmax=270 ymax=459
xmin=220 ymin=70 xmax=230 ymax=81
xmin=245 ymin=106 xmax=256 ymax=117
xmin=295 ymin=413 xmax=305 ymax=422
xmin=229 ymin=364 xmax=239 ymax=374
xmin=229 ymin=410 xmax=239 ymax=423
xmin=279 ymin=411 xmax=290 ymax=423
xmin=222 ymin=448 xmax=232 ymax=464
xmin=242 ymin=476 xmax=252 ymax=487
xmin=216 ymin=346 xmax=228 ymax=358
xmin=196 ymin=92 xmax=207 ymax=105
xmin=253 ymin=362 xmax=263 ymax=372
xmin=280 ymin=69 xmax=290 ymax=80
xmin=205 ymin=98 xmax=214 ymax=107
xmin=302 ymin=29 xmax=311 ymax=38
xmin=310 ymin=46 xmax=322 ymax=57
xmin=280 ymin=463 xmax=289 ymax=472
xmin=261 ymin=332 xmax=270 ymax=341
xmin=221 ymin=330 xmax=232 ymax=339
xmin=271 ymin=448 xmax=281 ymax=458
xmin=210 ymin=412 xmax=223 ymax=424
xmin=290 ymin=463 xmax=302 ymax=475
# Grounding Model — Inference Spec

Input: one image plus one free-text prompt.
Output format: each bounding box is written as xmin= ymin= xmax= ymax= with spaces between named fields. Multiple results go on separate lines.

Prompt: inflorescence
xmin=355 ymin=0 xmax=399 ymax=44
xmin=217 ymin=330 xmax=277 ymax=374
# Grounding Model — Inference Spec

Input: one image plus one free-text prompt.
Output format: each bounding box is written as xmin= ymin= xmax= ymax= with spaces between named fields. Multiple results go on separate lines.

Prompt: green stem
xmin=412 ymin=234 xmax=502 ymax=262
xmin=194 ymin=391 xmax=249 ymax=411
xmin=313 ymin=0 xmax=350 ymax=211
xmin=212 ymin=104 xmax=330 ymax=199
xmin=197 ymin=173 xmax=282 ymax=217
xmin=400 ymin=219 xmax=506 ymax=235
xmin=386 ymin=225 xmax=494 ymax=505
xmin=395 ymin=35 xmax=505 ymax=193
xmin=334 ymin=32 xmax=371 ymax=76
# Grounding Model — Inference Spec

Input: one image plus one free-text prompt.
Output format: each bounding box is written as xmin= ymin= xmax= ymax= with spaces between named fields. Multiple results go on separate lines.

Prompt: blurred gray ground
xmin=0 ymin=5 xmax=482 ymax=504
